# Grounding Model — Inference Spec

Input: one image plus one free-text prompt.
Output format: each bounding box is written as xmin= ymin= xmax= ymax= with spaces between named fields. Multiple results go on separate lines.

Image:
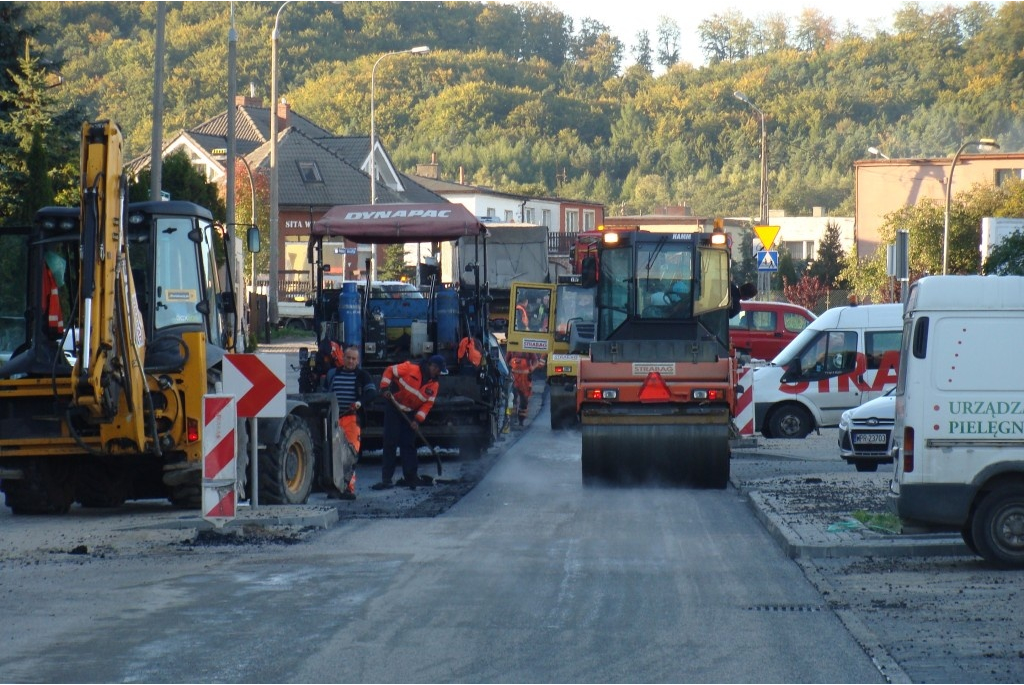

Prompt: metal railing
xmin=547 ymin=231 xmax=578 ymax=255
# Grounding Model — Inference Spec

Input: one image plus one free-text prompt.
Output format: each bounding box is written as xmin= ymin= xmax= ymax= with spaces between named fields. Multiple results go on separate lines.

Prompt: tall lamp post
xmin=370 ymin=45 xmax=430 ymax=204
xmin=943 ymin=138 xmax=999 ymax=275
xmin=734 ymin=90 xmax=768 ymax=295
xmin=369 ymin=45 xmax=429 ymax=284
xmin=268 ymin=0 xmax=294 ymax=327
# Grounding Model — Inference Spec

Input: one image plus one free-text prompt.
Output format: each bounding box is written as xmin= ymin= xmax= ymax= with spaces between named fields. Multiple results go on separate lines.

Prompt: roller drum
xmin=581 ymin=421 xmax=729 ymax=488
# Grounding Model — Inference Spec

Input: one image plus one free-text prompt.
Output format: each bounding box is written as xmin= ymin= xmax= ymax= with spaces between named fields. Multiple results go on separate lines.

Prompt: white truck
xmin=889 ymin=275 xmax=1024 ymax=567
xmin=752 ymin=303 xmax=903 ymax=438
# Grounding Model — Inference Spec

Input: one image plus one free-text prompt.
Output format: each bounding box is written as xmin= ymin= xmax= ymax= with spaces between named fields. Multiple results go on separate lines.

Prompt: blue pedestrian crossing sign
xmin=757 ymin=250 xmax=779 ymax=272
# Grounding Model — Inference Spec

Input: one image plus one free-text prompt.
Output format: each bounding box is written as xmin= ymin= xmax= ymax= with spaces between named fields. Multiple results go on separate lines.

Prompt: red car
xmin=729 ymin=300 xmax=816 ymax=361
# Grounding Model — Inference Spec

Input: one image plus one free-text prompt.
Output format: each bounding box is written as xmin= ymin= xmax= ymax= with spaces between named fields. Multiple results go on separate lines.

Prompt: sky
xmin=545 ymin=1 xmax=962 ymax=68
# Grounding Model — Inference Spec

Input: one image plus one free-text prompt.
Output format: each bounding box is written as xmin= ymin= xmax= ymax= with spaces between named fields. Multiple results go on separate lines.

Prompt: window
xmin=512 ymin=286 xmax=552 ymax=333
xmin=524 ymin=207 xmax=536 ymax=223
xmin=565 ymin=209 xmax=579 ymax=232
xmin=750 ymin=310 xmax=776 ymax=332
xmin=797 ymin=330 xmax=858 ymax=377
xmin=783 ymin=311 xmax=813 ymax=333
xmin=583 ymin=210 xmax=596 ymax=230
xmin=864 ymin=330 xmax=902 ymax=370
xmin=780 ymin=240 xmax=815 ymax=260
xmin=995 ymin=168 xmax=1024 ymax=186
xmin=298 ymin=161 xmax=323 ymax=183
xmin=542 ymin=209 xmax=552 ymax=229
xmin=486 ymin=207 xmax=496 ymax=219
xmin=504 ymin=209 xmax=513 ymax=221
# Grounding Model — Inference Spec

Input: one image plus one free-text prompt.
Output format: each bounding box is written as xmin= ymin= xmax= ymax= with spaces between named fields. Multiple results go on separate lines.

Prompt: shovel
xmin=384 ymin=392 xmax=443 ymax=476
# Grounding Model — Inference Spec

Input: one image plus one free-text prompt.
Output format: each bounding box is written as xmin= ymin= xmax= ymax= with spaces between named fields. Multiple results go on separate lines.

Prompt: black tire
xmin=549 ymin=386 xmax=578 ymax=430
xmin=961 ymin=526 xmax=979 ymax=555
xmin=76 ymin=458 xmax=128 ymax=508
xmin=854 ymin=461 xmax=879 ymax=473
xmin=168 ymin=483 xmax=201 ymax=509
xmin=259 ymin=415 xmax=315 ymax=505
xmin=969 ymin=484 xmax=1024 ymax=567
xmin=2 ymin=459 xmax=75 ymax=515
xmin=766 ymin=404 xmax=813 ymax=439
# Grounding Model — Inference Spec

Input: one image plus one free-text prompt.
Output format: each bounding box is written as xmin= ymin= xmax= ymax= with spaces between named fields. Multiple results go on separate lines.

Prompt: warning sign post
xmin=202 ymin=394 xmax=238 ymax=528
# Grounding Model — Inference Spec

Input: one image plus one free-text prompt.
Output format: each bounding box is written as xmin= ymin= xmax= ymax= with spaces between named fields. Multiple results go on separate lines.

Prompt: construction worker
xmin=508 ymin=350 xmax=541 ymax=426
xmin=372 ymin=354 xmax=446 ymax=490
xmin=324 ymin=345 xmax=376 ymax=499
xmin=457 ymin=335 xmax=483 ymax=371
xmin=514 ymin=291 xmax=531 ymax=332
xmin=530 ymin=292 xmax=551 ymax=332
xmin=42 ymin=250 xmax=66 ymax=337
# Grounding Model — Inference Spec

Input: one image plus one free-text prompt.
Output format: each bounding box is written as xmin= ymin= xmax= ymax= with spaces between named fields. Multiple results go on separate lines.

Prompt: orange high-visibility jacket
xmin=380 ymin=360 xmax=439 ymax=423
xmin=458 ymin=337 xmax=482 ymax=367
xmin=43 ymin=266 xmax=63 ymax=334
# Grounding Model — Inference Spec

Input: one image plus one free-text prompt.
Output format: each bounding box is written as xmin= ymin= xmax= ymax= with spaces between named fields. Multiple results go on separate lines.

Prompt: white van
xmin=889 ymin=275 xmax=1024 ymax=567
xmin=752 ymin=303 xmax=903 ymax=438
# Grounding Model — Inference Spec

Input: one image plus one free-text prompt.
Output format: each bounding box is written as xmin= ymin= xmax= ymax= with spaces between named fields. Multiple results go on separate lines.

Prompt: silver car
xmin=837 ymin=389 xmax=895 ymax=472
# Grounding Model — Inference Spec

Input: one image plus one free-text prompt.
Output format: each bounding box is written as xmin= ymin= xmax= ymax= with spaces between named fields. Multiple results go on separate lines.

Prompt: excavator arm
xmin=70 ymin=121 xmax=149 ymax=451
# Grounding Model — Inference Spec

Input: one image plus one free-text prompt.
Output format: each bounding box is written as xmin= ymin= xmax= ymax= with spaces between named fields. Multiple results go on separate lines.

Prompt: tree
xmin=807 ymin=220 xmax=846 ymax=287
xmin=633 ymin=30 xmax=653 ymax=73
xmin=655 ymin=16 xmax=680 ymax=69
xmin=732 ymin=229 xmax=758 ymax=286
xmin=984 ymin=231 xmax=1024 ymax=275
xmin=777 ymin=249 xmax=800 ymax=287
xmin=129 ymin=148 xmax=225 ymax=221
xmin=378 ymin=244 xmax=407 ymax=281
xmin=0 ymin=50 xmax=79 ymax=222
xmin=783 ymin=274 xmax=828 ymax=311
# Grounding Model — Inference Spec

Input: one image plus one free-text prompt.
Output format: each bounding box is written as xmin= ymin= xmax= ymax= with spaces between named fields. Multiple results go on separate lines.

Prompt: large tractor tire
xmin=2 ymin=458 xmax=76 ymax=515
xmin=259 ymin=415 xmax=315 ymax=505
xmin=970 ymin=482 xmax=1024 ymax=568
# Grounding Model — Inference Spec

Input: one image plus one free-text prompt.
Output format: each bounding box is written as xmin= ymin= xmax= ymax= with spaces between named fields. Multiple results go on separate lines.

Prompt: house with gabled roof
xmin=131 ymin=95 xmax=443 ymax=286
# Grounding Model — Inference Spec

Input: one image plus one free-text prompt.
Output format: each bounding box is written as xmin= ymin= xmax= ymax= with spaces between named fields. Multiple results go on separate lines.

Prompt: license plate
xmin=853 ymin=432 xmax=888 ymax=445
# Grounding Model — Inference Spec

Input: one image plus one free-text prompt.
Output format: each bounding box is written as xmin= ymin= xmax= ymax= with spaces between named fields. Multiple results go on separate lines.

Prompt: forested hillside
xmin=5 ymin=0 xmax=1024 ymax=226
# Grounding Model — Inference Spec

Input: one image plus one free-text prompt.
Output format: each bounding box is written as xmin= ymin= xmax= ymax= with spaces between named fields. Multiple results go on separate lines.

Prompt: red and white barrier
xmin=202 ymin=394 xmax=237 ymax=527
xmin=735 ymin=366 xmax=755 ymax=436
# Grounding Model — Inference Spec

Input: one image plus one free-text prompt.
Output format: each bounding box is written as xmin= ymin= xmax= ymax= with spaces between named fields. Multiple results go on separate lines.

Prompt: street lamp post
xmin=268 ymin=0 xmax=294 ymax=327
xmin=369 ymin=45 xmax=429 ymax=284
xmin=867 ymin=146 xmax=890 ymax=160
xmin=369 ymin=45 xmax=430 ymax=204
xmin=734 ymin=90 xmax=769 ymax=296
xmin=943 ymin=138 xmax=999 ymax=275
xmin=238 ymin=157 xmax=257 ymax=285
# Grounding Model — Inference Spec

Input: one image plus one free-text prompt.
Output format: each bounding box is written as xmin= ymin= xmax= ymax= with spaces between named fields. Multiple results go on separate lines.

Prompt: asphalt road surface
xmin=0 ymin=416 xmax=885 ymax=683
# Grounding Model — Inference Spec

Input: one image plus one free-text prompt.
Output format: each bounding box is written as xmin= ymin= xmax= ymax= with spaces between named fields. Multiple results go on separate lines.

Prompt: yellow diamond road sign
xmin=753 ymin=225 xmax=781 ymax=251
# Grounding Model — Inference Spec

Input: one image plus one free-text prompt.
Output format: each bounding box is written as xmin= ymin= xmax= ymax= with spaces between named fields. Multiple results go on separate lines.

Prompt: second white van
xmin=889 ymin=275 xmax=1024 ymax=567
xmin=751 ymin=303 xmax=903 ymax=438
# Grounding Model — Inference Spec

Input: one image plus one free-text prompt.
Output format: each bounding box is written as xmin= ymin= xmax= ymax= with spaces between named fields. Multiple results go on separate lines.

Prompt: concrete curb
xmin=734 ymin=480 xmax=970 ymax=560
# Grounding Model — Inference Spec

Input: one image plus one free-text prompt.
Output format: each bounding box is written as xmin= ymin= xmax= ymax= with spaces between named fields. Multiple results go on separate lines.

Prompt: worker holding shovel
xmin=372 ymin=355 xmax=446 ymax=490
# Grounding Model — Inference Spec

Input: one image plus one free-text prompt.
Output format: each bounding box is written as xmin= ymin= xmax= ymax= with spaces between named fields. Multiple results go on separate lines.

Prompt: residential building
xmin=409 ymin=155 xmax=605 ymax=258
xmin=131 ymin=95 xmax=443 ymax=291
xmin=854 ymin=151 xmax=1024 ymax=261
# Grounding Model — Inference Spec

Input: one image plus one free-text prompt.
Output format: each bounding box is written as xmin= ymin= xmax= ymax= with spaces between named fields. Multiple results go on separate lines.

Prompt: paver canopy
xmin=312 ymin=203 xmax=484 ymax=244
